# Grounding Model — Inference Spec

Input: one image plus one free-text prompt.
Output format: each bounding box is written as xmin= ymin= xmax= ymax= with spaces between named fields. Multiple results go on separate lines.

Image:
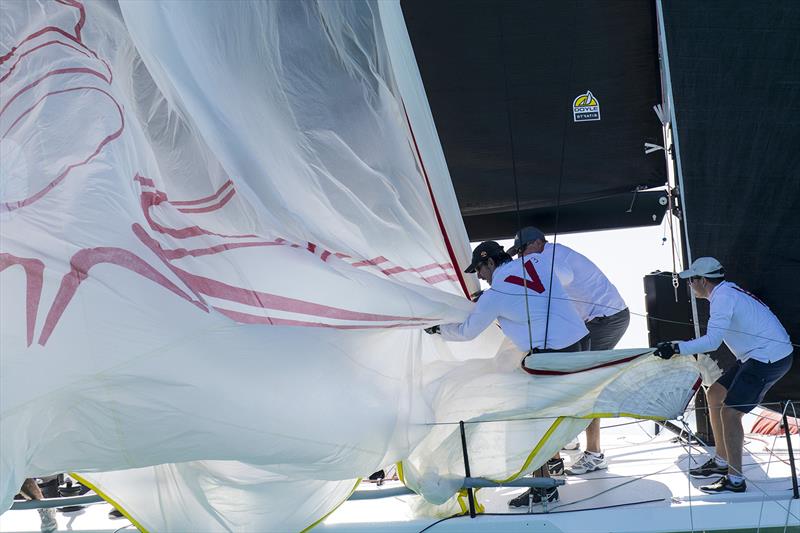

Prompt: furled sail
xmin=1 ymin=1 xmax=701 ymax=530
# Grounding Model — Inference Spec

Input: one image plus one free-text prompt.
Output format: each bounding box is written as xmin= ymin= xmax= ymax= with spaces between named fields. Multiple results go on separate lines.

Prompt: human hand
xmin=653 ymin=341 xmax=678 ymax=359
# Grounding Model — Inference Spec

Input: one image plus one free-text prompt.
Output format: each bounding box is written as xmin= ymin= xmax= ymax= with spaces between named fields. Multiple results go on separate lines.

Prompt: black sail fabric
xmin=401 ymin=0 xmax=667 ymax=238
xmin=663 ymin=1 xmax=800 ymax=404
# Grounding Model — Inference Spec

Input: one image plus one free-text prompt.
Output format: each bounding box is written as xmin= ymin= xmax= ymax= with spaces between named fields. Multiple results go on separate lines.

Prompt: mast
xmin=655 ymin=0 xmax=714 ymax=443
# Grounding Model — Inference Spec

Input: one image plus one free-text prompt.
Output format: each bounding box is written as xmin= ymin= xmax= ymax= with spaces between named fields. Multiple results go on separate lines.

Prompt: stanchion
xmin=782 ymin=401 xmax=799 ymax=499
xmin=459 ymin=421 xmax=477 ymax=518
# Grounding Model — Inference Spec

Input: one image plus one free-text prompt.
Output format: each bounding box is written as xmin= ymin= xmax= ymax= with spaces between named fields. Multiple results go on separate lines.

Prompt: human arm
xmin=439 ymin=291 xmax=500 ymax=342
xmin=677 ymin=291 xmax=734 ymax=355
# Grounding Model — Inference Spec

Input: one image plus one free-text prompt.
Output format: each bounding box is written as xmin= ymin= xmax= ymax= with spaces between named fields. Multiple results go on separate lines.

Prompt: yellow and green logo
xmin=573 ymin=90 xmax=601 ymax=122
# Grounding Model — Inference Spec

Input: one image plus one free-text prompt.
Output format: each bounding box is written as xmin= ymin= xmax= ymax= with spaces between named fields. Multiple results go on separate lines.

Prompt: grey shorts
xmin=585 ymin=308 xmax=630 ymax=351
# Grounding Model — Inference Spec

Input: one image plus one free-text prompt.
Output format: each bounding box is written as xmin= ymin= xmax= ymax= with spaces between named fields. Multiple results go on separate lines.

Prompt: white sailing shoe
xmin=565 ymin=452 xmax=607 ymax=475
xmin=38 ymin=508 xmax=58 ymax=533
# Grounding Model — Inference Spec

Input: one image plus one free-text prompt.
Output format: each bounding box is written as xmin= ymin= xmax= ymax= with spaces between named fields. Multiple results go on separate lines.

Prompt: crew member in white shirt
xmin=508 ymin=227 xmax=630 ymax=476
xmin=425 ymin=240 xmax=589 ymax=505
xmin=429 ymin=240 xmax=589 ymax=353
xmin=654 ymin=257 xmax=794 ymax=494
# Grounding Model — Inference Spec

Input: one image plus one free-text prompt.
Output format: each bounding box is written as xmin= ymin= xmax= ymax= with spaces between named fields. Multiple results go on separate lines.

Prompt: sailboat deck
xmin=1 ymin=413 xmax=798 ymax=532
xmin=322 ymin=413 xmax=800 ymax=532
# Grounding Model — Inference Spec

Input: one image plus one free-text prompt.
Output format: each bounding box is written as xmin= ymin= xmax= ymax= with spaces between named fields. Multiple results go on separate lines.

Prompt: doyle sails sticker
xmin=573 ymin=90 xmax=601 ymax=122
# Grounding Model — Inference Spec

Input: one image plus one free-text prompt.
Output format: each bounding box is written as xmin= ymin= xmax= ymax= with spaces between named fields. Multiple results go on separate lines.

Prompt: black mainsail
xmin=662 ymin=1 xmax=800 ymax=403
xmin=401 ymin=0 xmax=668 ymax=239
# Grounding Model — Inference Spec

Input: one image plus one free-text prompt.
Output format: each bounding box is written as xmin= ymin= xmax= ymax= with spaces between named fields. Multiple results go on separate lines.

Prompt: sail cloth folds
xmin=1 ymin=0 xmax=472 ymax=529
xmin=0 ymin=0 xmax=701 ymax=530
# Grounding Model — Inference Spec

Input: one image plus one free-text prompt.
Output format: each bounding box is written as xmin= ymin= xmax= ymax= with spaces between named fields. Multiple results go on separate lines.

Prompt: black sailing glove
xmin=653 ymin=341 xmax=679 ymax=359
xmin=424 ymin=325 xmax=441 ymax=335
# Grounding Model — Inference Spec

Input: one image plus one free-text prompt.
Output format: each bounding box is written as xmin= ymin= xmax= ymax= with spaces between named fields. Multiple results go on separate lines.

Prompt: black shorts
xmin=717 ymin=353 xmax=793 ymax=413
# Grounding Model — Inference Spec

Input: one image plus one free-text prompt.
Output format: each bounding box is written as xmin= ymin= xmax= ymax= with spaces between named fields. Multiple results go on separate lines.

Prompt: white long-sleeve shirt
xmin=678 ymin=281 xmax=793 ymax=363
xmin=440 ymin=256 xmax=588 ymax=351
xmin=539 ymin=242 xmax=626 ymax=321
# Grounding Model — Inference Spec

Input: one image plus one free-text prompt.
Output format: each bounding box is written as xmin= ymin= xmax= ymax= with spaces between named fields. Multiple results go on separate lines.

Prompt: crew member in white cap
xmin=653 ymin=257 xmax=794 ymax=493
xmin=507 ymin=227 xmax=630 ymax=477
xmin=425 ymin=240 xmax=589 ymax=505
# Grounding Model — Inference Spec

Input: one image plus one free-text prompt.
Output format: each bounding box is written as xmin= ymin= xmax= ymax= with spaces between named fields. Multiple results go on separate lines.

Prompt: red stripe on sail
xmin=0 ymin=254 xmax=44 ymax=346
xmin=170 ymin=180 xmax=234 ymax=206
xmin=39 ymin=247 xmax=207 ymax=346
xmin=0 ymin=67 xmax=110 ymax=119
xmin=173 ymin=266 xmax=428 ymax=323
xmin=176 ymin=188 xmax=236 ymax=214
xmin=401 ymin=100 xmax=470 ymax=298
xmin=213 ymin=307 xmax=429 ymax=330
xmin=0 ymin=40 xmax=90 ymax=84
xmin=2 ymin=86 xmax=124 ymax=212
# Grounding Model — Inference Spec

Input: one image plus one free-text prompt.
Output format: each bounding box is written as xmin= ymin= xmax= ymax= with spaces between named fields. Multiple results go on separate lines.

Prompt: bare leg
xmin=721 ymin=406 xmax=745 ymax=477
xmin=20 ymin=479 xmax=57 ymax=533
xmin=706 ymin=383 xmax=728 ymax=461
xmin=586 ymin=419 xmax=601 ymax=453
xmin=19 ymin=478 xmax=43 ymax=500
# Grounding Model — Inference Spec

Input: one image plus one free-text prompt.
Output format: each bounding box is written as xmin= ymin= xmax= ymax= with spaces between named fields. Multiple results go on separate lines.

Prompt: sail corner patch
xmin=573 ymin=90 xmax=601 ymax=122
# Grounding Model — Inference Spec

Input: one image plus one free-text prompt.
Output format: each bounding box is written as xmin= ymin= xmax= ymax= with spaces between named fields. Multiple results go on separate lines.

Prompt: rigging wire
xmin=495 ymin=0 xmax=577 ymax=352
xmin=540 ymin=4 xmax=577 ymax=351
xmin=679 ymin=419 xmax=800 ymax=523
xmin=414 ymin=403 xmax=799 ymax=533
xmin=677 ymin=418 xmax=696 ymax=533
xmin=755 ymin=402 xmax=785 ymax=533
xmin=467 ymin=288 xmax=800 ymax=348
xmin=786 ymin=402 xmax=800 ymax=532
xmin=417 ymin=401 xmax=786 ymax=427
xmin=496 ymin=3 xmax=534 ymax=355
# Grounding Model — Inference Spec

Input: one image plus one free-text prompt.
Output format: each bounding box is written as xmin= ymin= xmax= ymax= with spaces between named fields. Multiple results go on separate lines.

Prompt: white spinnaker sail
xmin=0 ymin=0 xmax=700 ymax=530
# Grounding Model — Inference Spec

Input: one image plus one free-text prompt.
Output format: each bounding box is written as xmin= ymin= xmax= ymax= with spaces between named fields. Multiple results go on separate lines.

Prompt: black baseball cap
xmin=465 ymin=241 xmax=505 ymax=273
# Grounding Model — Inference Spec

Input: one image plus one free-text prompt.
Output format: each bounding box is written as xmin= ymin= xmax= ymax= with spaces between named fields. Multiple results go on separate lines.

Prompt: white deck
xmin=321 ymin=413 xmax=800 ymax=532
xmin=2 ymin=413 xmax=799 ymax=532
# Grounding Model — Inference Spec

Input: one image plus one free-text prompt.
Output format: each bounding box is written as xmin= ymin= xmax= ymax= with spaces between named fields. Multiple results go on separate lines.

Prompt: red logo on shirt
xmin=732 ymin=286 xmax=767 ymax=308
xmin=504 ymin=260 xmax=545 ymax=293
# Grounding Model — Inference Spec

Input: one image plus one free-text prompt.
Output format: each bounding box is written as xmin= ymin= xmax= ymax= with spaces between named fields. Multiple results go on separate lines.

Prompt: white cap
xmin=678 ymin=257 xmax=725 ymax=279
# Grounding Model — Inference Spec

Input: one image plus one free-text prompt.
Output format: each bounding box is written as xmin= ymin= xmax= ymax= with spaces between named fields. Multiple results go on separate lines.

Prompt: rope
xmin=538 ymin=460 xmax=678 ymax=513
xmin=496 ymin=4 xmax=534 ymax=355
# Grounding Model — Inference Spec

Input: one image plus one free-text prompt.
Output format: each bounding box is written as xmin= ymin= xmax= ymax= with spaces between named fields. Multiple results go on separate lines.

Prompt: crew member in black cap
xmin=425 ymin=240 xmax=589 ymax=505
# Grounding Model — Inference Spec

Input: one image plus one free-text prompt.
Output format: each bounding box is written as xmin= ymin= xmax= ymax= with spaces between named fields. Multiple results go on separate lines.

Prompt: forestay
xmin=0 ymin=1 xmax=700 ymax=530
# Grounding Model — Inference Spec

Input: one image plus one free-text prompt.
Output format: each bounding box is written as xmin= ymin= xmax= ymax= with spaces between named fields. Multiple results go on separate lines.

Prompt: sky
xmin=473 ymin=217 xmax=685 ymax=349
